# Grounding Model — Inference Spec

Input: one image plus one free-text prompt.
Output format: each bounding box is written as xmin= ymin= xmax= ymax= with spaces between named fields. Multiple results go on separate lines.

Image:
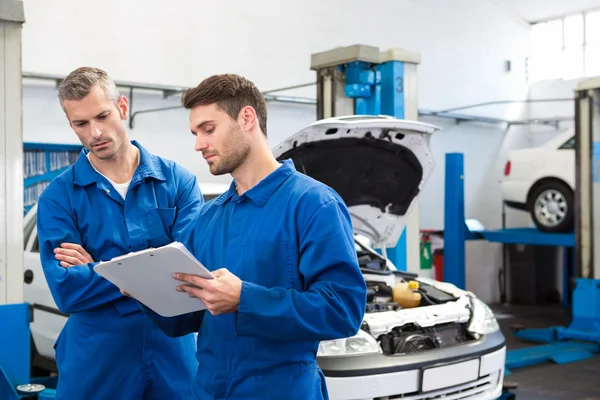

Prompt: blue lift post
xmin=443 ymin=153 xmax=467 ymax=289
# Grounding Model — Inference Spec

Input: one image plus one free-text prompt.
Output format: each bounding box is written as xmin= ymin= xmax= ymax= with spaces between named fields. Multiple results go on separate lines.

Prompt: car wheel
xmin=528 ymin=181 xmax=574 ymax=233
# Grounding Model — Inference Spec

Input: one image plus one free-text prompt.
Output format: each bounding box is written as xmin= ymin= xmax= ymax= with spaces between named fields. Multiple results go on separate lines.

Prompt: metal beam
xmin=127 ymin=94 xmax=317 ymax=129
xmin=22 ymin=71 xmax=189 ymax=98
xmin=575 ymin=77 xmax=600 ymax=279
xmin=433 ymin=98 xmax=574 ymax=114
xmin=0 ymin=0 xmax=25 ymax=305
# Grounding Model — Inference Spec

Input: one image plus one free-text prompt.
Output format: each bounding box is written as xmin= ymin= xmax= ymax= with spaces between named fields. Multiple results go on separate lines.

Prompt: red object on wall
xmin=433 ymin=250 xmax=444 ymax=282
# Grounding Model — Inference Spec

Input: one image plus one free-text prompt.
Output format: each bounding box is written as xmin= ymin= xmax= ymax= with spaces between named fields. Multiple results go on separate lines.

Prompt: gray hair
xmin=58 ymin=67 xmax=121 ymax=110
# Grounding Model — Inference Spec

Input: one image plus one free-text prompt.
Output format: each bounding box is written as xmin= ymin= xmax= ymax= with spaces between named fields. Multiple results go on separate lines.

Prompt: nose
xmin=89 ymin=121 xmax=102 ymax=139
xmin=194 ymin=135 xmax=208 ymax=152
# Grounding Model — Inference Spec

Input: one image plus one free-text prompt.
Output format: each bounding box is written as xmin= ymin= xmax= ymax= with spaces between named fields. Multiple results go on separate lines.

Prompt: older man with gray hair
xmin=36 ymin=66 xmax=202 ymax=399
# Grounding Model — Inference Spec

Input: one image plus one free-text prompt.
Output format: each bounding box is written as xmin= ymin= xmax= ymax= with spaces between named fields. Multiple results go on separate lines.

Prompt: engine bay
xmin=356 ymin=239 xmax=479 ymax=356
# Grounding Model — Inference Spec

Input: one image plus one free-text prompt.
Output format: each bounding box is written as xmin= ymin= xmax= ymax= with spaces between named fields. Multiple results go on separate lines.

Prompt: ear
xmin=240 ymin=106 xmax=258 ymax=131
xmin=117 ymin=96 xmax=129 ymax=120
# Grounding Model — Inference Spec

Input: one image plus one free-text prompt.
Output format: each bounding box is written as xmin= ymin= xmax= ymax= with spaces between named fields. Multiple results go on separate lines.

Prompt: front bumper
xmin=320 ymin=330 xmax=506 ymax=400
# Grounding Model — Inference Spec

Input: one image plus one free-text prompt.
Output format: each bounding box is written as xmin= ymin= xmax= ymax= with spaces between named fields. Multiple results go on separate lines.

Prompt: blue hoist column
xmin=309 ymin=44 xmax=422 ymax=273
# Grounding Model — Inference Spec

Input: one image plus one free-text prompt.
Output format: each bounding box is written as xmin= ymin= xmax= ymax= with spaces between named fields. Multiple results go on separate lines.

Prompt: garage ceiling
xmin=499 ymin=0 xmax=600 ymax=22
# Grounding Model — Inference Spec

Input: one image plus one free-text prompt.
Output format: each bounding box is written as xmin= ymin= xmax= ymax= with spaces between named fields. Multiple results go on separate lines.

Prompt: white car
xmin=24 ymin=116 xmax=506 ymax=399
xmin=501 ymin=129 xmax=575 ymax=233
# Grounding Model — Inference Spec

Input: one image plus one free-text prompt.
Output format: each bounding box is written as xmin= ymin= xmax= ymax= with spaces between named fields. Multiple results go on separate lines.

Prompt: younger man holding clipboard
xmin=138 ymin=74 xmax=368 ymax=399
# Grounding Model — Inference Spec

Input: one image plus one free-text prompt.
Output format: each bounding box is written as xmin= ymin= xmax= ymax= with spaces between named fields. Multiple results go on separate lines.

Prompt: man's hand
xmin=173 ymin=268 xmax=242 ymax=316
xmin=54 ymin=243 xmax=94 ymax=268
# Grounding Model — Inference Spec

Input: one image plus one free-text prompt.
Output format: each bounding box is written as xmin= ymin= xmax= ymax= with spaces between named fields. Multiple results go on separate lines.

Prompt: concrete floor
xmin=493 ymin=304 xmax=600 ymax=400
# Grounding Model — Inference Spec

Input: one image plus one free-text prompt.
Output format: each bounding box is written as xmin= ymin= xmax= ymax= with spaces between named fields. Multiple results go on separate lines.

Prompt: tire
xmin=528 ymin=181 xmax=574 ymax=233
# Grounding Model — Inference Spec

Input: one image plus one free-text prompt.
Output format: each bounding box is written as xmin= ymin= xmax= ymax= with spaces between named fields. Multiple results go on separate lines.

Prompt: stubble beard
xmin=210 ymin=125 xmax=251 ymax=176
xmin=211 ymin=142 xmax=250 ymax=176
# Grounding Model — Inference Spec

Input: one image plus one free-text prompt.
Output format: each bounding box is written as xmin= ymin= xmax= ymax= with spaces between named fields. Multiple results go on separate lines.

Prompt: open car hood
xmin=272 ymin=115 xmax=440 ymax=248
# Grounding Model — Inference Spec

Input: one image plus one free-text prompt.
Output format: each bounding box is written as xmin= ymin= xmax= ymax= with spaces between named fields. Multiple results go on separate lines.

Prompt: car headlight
xmin=467 ymin=297 xmax=500 ymax=336
xmin=317 ymin=329 xmax=382 ymax=357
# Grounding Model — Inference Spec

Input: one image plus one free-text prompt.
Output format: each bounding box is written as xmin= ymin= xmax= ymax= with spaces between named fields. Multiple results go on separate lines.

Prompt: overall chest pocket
xmin=145 ymin=207 xmax=176 ymax=247
xmin=241 ymin=240 xmax=295 ymax=289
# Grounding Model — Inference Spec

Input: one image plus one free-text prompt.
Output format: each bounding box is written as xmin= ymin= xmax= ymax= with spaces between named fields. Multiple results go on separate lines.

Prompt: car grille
xmin=377 ymin=322 xmax=476 ymax=356
xmin=382 ymin=372 xmax=501 ymax=400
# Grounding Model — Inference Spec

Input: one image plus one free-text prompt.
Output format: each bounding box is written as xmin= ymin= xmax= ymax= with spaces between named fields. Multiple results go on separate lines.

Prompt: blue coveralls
xmin=36 ymin=141 xmax=203 ymax=400
xmin=144 ymin=159 xmax=368 ymax=400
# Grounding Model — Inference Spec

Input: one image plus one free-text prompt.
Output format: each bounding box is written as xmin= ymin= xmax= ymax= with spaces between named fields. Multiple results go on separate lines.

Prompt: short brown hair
xmin=58 ymin=67 xmax=120 ymax=110
xmin=181 ymin=74 xmax=268 ymax=136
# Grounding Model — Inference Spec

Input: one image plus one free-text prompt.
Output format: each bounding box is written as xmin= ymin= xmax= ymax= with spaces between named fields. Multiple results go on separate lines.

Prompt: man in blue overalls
xmin=138 ymin=73 xmax=368 ymax=399
xmin=36 ymin=66 xmax=202 ymax=399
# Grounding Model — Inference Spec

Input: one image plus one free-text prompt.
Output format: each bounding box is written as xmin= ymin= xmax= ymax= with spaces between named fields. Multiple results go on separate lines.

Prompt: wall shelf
xmin=23 ymin=142 xmax=83 ymax=215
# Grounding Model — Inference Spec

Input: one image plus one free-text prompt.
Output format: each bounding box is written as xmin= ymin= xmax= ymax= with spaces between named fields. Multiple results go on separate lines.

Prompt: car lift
xmin=443 ymin=76 xmax=600 ymax=377
xmin=311 ymin=44 xmax=517 ymax=400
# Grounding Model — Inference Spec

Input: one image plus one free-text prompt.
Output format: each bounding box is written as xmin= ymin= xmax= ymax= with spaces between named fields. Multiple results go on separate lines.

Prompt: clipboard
xmin=93 ymin=242 xmax=213 ymax=317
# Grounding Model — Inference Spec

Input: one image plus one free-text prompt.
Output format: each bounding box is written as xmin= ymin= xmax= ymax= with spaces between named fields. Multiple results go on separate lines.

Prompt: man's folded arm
xmin=36 ymin=196 xmax=124 ymax=314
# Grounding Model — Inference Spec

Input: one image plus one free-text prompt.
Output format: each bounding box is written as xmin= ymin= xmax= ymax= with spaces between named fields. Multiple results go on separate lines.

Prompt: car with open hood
xmin=24 ymin=116 xmax=506 ymax=399
xmin=273 ymin=115 xmax=506 ymax=400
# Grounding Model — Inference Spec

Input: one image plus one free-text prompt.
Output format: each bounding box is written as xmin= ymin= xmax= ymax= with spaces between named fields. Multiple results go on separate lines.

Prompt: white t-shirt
xmin=86 ymin=149 xmax=140 ymax=201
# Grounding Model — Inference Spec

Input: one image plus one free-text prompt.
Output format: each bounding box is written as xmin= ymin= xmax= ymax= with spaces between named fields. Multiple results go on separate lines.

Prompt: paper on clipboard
xmin=93 ymin=242 xmax=213 ymax=317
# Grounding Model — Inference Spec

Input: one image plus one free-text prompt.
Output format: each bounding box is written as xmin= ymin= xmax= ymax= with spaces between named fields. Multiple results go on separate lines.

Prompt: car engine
xmin=375 ymin=321 xmax=475 ymax=355
xmin=357 ymin=242 xmax=478 ymax=356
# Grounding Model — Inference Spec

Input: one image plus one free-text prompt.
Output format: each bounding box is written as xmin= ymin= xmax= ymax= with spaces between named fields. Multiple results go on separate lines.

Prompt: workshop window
xmin=586 ymin=11 xmax=600 ymax=76
xmin=527 ymin=10 xmax=600 ymax=82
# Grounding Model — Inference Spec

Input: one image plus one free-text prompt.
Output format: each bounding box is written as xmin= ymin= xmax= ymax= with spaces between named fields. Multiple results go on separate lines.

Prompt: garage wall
xmin=20 ymin=0 xmax=533 ymax=303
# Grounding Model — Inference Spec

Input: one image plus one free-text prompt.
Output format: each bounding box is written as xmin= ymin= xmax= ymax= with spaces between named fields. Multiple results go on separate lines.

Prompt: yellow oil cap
xmin=408 ymin=281 xmax=419 ymax=290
